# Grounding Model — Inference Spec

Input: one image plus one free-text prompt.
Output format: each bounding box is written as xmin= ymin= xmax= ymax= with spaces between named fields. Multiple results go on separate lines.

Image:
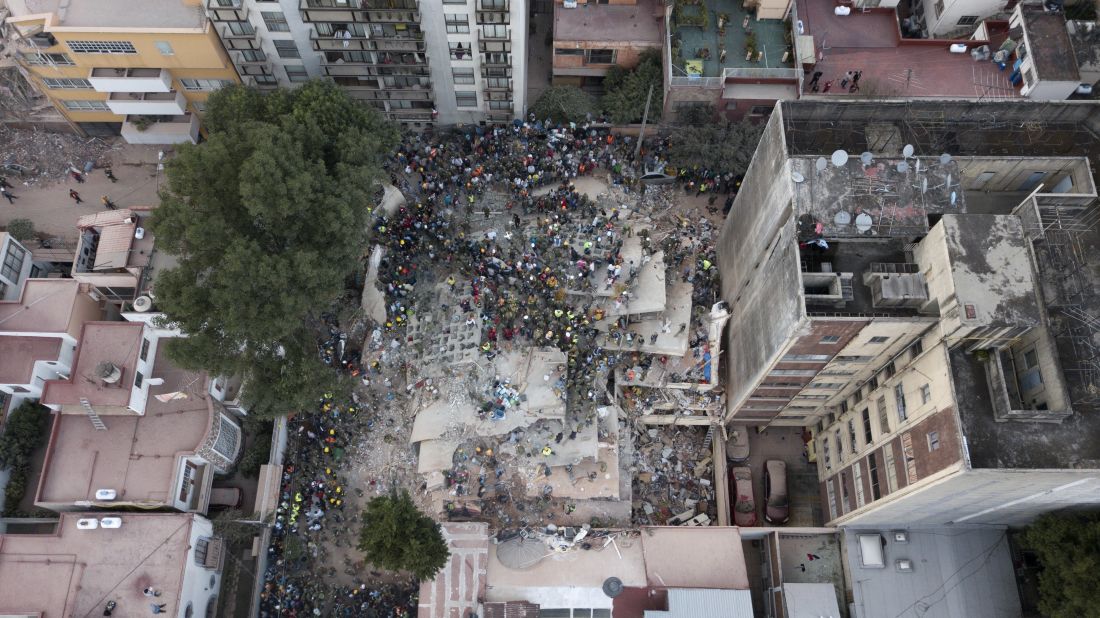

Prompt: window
xmin=840 ymin=471 xmax=850 ymax=513
xmin=554 ymin=47 xmax=584 ymax=55
xmin=820 ymin=370 xmax=855 ymax=376
xmin=853 ymin=389 xmax=863 ymax=404
xmin=253 ymin=74 xmax=278 ymax=84
xmin=883 ymin=443 xmax=898 ymax=492
xmin=178 ymin=461 xmax=198 ymax=502
xmin=869 ymin=375 xmax=879 ymax=390
xmin=285 ymin=65 xmax=309 ymax=82
xmin=446 ymin=13 xmax=470 ymax=33
xmin=67 ymin=40 xmax=136 ymax=54
xmin=241 ymin=48 xmax=266 ymax=62
xmin=41 ymin=77 xmax=92 ymax=89
xmin=837 ymin=355 xmax=874 ymax=363
xmin=60 ymin=99 xmax=110 ymax=111
xmin=274 ymin=40 xmax=301 ymax=59
xmin=485 ymin=76 xmax=509 ymax=89
xmin=1023 ymin=68 xmax=1036 ymax=87
xmin=826 ymin=478 xmax=837 ymax=519
xmin=861 ymin=408 xmax=873 ymax=444
xmin=920 ymin=384 xmax=931 ymax=405
xmin=1023 ymin=349 xmax=1039 ymax=368
xmin=867 ymin=452 xmax=881 ymax=500
xmin=444 ymin=0 xmax=466 ymax=4
xmin=139 ymin=338 xmax=151 ymax=362
xmin=481 ymin=0 xmax=506 ymax=7
xmin=749 ymin=105 xmax=773 ymax=116
xmin=2 ymin=242 xmax=27 ymax=282
xmin=134 ymin=371 xmax=144 ymax=389
xmin=876 ymin=396 xmax=889 ymax=435
xmin=455 ymin=90 xmax=478 ymax=107
xmin=869 ymin=336 xmax=889 ymax=344
xmin=934 ymin=0 xmax=944 ymax=18
xmin=585 ymin=49 xmax=615 ymax=64
xmin=769 ymin=369 xmax=817 ymax=376
xmin=452 ymin=67 xmax=475 ymax=84
xmin=482 ymin=52 xmax=509 ymax=64
xmin=262 ymin=11 xmax=290 ymax=31
xmin=956 ymin=15 xmax=978 ymax=26
xmin=809 ymin=382 xmax=843 ymax=389
xmin=227 ymin=21 xmax=255 ymax=35
xmin=822 ymin=437 xmax=831 ymax=470
xmin=839 ymin=400 xmax=849 ymax=414
xmin=180 ymin=79 xmax=233 ymax=91
xmin=848 ymin=419 xmax=858 ymax=453
xmin=819 ymin=335 xmax=840 ymax=344
xmin=894 ymin=383 xmax=907 ymax=422
xmin=884 ymin=362 xmax=897 ymax=378
xmin=834 ymin=429 xmax=842 ymax=461
xmin=449 ymin=41 xmax=470 ymax=60
xmin=194 ymin=536 xmax=210 ymax=565
xmin=481 ymin=24 xmax=507 ymax=38
xmin=927 ymin=431 xmax=940 ymax=451
xmin=910 ymin=338 xmax=923 ymax=358
xmin=212 ymin=414 xmax=241 ymax=459
xmin=23 ymin=52 xmax=74 ymax=65
xmin=154 ymin=41 xmax=174 ymax=55
xmin=488 ymin=100 xmax=512 ymax=110
xmin=783 ymin=354 xmax=830 ymax=362
xmin=853 ymin=462 xmax=865 ymax=507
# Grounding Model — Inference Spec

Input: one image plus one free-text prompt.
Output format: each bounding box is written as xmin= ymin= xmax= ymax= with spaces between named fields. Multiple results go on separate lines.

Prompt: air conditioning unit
xmin=95 ymin=488 xmax=118 ymax=500
xmin=892 ymin=530 xmax=909 ymax=543
xmin=863 ymin=272 xmax=928 ymax=309
xmin=895 ymin=558 xmax=914 ymax=572
xmin=77 ymin=518 xmax=99 ymax=530
xmin=100 ymin=517 xmax=123 ymax=529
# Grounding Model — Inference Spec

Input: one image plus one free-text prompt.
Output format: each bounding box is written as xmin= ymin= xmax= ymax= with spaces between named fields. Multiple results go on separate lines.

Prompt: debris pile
xmin=0 ymin=126 xmax=121 ymax=184
xmin=631 ymin=426 xmax=717 ymax=526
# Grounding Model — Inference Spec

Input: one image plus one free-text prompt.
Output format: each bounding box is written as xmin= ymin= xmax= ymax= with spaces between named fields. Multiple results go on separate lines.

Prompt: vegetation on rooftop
xmin=357 ymin=489 xmax=450 ymax=580
xmin=1021 ymin=511 xmax=1100 ymax=618
xmin=150 ymin=80 xmax=399 ymax=419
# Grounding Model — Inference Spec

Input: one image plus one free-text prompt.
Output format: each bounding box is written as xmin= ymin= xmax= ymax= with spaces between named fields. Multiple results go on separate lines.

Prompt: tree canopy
xmin=668 ymin=120 xmax=765 ymax=177
xmin=1022 ymin=511 xmax=1100 ymax=618
xmin=0 ymin=401 xmax=49 ymax=469
xmin=358 ymin=490 xmax=450 ymax=580
xmin=601 ymin=49 xmax=664 ymax=125
xmin=151 ymin=80 xmax=398 ymax=418
xmin=530 ymin=85 xmax=596 ymax=125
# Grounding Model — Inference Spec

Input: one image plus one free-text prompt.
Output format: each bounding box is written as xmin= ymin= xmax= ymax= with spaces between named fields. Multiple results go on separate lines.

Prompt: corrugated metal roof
xmin=783 ymin=583 xmax=842 ymax=618
xmin=77 ymin=208 xmax=134 ymax=229
xmin=643 ymin=588 xmax=754 ymax=618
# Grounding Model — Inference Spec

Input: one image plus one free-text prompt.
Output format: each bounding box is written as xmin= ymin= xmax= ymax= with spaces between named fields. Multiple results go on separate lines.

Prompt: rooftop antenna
xmin=831 ymin=149 xmax=850 ymax=167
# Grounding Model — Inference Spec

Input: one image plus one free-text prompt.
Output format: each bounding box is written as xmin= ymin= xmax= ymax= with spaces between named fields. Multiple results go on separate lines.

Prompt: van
xmin=763 ymin=460 xmax=789 ymax=524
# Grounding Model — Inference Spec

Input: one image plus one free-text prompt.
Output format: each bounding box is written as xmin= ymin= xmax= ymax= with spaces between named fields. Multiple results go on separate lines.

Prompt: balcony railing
xmin=477 ymin=0 xmax=508 ymax=10
xmin=345 ymin=88 xmax=433 ymax=101
xmin=234 ymin=51 xmax=269 ymax=66
xmin=478 ymin=27 xmax=510 ymax=40
xmin=299 ymin=0 xmax=419 ymax=23
xmin=310 ymin=29 xmax=425 ymax=52
xmin=206 ymin=0 xmax=248 ymax=21
xmin=483 ymin=79 xmax=512 ymax=92
xmin=481 ymin=55 xmax=511 ymax=66
xmin=321 ymin=52 xmax=427 ymax=67
xmin=106 ymin=90 xmax=187 ymax=116
xmin=88 ymin=68 xmax=172 ymax=93
xmin=220 ymin=25 xmax=258 ymax=41
xmin=722 ymin=67 xmax=800 ymax=80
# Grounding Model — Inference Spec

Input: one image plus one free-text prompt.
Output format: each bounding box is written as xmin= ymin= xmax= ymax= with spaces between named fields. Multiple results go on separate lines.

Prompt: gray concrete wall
xmin=716 ymin=111 xmax=806 ymax=421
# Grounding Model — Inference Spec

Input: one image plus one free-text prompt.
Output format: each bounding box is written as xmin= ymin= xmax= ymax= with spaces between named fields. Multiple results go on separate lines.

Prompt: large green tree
xmin=1022 ymin=512 xmax=1100 ymax=618
xmin=601 ymin=49 xmax=664 ymax=125
xmin=151 ymin=80 xmax=398 ymax=418
xmin=668 ymin=120 xmax=765 ymax=177
xmin=530 ymin=86 xmax=595 ymax=125
xmin=358 ymin=490 xmax=449 ymax=580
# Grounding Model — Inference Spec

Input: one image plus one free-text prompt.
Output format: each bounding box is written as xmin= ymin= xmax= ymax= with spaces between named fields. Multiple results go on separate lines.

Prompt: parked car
xmin=639 ymin=171 xmax=677 ymax=186
xmin=764 ymin=460 xmax=790 ymax=524
xmin=731 ymin=466 xmax=757 ymax=527
xmin=726 ymin=426 xmax=750 ymax=463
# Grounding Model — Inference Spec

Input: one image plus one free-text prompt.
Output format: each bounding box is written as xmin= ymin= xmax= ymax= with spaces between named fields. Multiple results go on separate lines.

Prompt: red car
xmin=731 ymin=466 xmax=758 ymax=527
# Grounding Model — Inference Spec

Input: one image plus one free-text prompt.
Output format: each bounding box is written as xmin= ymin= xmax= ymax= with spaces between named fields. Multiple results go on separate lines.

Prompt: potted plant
xmin=745 ymin=32 xmax=757 ymax=60
xmin=717 ymin=12 xmax=730 ymax=34
xmin=132 ymin=116 xmax=153 ymax=132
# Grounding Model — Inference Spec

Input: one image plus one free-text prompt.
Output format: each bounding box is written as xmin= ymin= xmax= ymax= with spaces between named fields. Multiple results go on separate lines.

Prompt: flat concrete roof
xmin=0 ymin=513 xmax=195 ymax=618
xmin=418 ymin=522 xmax=488 ymax=618
xmin=41 ymin=321 xmax=143 ymax=408
xmin=0 ymin=335 xmax=62 ymax=384
xmin=37 ymin=345 xmax=214 ymax=505
xmin=1020 ymin=4 xmax=1081 ymax=82
xmin=12 ymin=0 xmax=207 ymax=28
xmin=554 ymin=0 xmax=663 ymax=45
xmin=0 ymin=278 xmax=99 ymax=339
xmin=641 ymin=527 xmax=749 ymax=590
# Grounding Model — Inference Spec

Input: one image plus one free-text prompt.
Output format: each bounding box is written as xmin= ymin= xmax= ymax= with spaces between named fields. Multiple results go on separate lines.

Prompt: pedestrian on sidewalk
xmin=101 ymin=195 xmax=117 ymax=210
xmin=71 ymin=170 xmax=85 ymax=184
xmin=69 ymin=189 xmax=84 ymax=204
xmin=1 ymin=186 xmax=16 ymax=204
xmin=105 ymin=167 xmax=118 ymax=183
xmin=0 ymin=176 xmax=12 ymax=190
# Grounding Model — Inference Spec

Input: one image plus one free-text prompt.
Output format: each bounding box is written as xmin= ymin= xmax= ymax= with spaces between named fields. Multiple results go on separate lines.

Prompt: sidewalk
xmin=1 ymin=143 xmax=168 ymax=242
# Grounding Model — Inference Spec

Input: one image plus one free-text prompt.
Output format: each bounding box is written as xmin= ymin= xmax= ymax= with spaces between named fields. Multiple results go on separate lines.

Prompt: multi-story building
xmin=0 ymin=232 xmax=32 ymax=300
xmin=551 ymin=0 xmax=664 ymax=93
xmin=4 ymin=0 xmax=239 ymax=143
xmin=0 ymin=512 xmax=225 ymax=618
xmin=209 ymin=0 xmax=527 ymax=127
xmin=717 ymin=100 xmax=1100 ymax=527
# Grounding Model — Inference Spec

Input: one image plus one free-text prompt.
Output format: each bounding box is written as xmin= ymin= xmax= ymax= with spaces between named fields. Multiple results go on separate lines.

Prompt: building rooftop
xmin=41 ymin=321 xmax=143 ymax=409
xmin=9 ymin=0 xmax=207 ymax=29
xmin=671 ymin=0 xmax=793 ymax=76
xmin=794 ymin=0 xmax=1021 ymax=99
xmin=790 ymin=154 xmax=965 ymax=238
xmin=554 ymin=0 xmax=664 ymax=45
xmin=0 ymin=513 xmax=196 ymax=618
xmin=37 ymin=344 xmax=215 ymax=505
xmin=1020 ymin=4 xmax=1080 ymax=82
xmin=0 ymin=278 xmax=100 ymax=339
xmin=417 ymin=522 xmax=488 ymax=618
xmin=75 ymin=208 xmax=154 ymax=273
xmin=0 ymin=335 xmax=62 ymax=384
xmin=842 ymin=527 xmax=1020 ymax=618
xmin=640 ymin=527 xmax=749 ymax=590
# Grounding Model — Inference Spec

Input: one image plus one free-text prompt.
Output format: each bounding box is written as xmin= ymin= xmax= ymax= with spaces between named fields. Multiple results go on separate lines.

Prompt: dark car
xmin=764 ymin=460 xmax=789 ymax=525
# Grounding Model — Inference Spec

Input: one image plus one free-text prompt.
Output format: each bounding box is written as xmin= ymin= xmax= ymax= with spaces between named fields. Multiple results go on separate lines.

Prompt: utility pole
xmin=634 ymin=82 xmax=655 ymax=163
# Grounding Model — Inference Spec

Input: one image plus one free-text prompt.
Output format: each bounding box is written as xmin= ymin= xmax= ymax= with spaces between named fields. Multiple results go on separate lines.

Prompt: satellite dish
xmin=855 ymin=213 xmax=873 ymax=232
xmin=95 ymin=362 xmax=122 ymax=384
xmin=831 ymin=149 xmax=850 ymax=167
xmin=132 ymin=295 xmax=153 ymax=312
xmin=860 ymin=151 xmax=874 ymax=166
xmin=896 ymin=161 xmax=909 ymax=173
xmin=816 ymin=157 xmax=828 ymax=172
xmin=603 ymin=577 xmax=625 ymax=598
xmin=792 ymin=171 xmax=806 ymax=183
xmin=903 ymin=144 xmax=915 ymax=158
xmin=939 ymin=153 xmax=952 ymax=165
xmin=834 ymin=211 xmax=852 ymax=226
xmin=497 ymin=538 xmax=549 ymax=570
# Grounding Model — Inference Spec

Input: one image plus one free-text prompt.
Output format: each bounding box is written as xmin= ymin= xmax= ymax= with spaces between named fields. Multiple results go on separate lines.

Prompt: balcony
xmin=106 ymin=90 xmax=187 ymax=116
xmin=88 ymin=68 xmax=172 ymax=93
xmin=345 ymin=88 xmax=433 ymax=101
xmin=233 ymin=52 xmax=270 ymax=72
xmin=206 ymin=0 xmax=248 ymax=21
xmin=299 ymin=0 xmax=419 ymax=23
xmin=476 ymin=0 xmax=508 ymax=11
xmin=481 ymin=55 xmax=511 ymax=66
xmin=220 ymin=25 xmax=258 ymax=42
xmin=310 ymin=29 xmax=425 ymax=52
xmin=121 ymin=113 xmax=200 ymax=145
xmin=478 ymin=27 xmax=510 ymax=40
xmin=483 ymin=79 xmax=512 ymax=92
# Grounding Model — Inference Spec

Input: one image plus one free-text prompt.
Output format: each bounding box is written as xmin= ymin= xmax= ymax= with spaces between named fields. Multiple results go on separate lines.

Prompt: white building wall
xmin=921 ymin=0 xmax=1008 ymax=37
xmin=210 ymin=0 xmax=321 ymax=86
xmin=0 ymin=235 xmax=33 ymax=301
xmin=179 ymin=515 xmax=223 ymax=618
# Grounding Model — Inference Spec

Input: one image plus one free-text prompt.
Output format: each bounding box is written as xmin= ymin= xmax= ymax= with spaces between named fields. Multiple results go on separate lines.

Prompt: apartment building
xmin=4 ymin=0 xmax=239 ymax=143
xmin=0 ymin=232 xmax=32 ymax=300
xmin=719 ymin=100 xmax=1100 ymax=526
xmin=551 ymin=0 xmax=664 ymax=92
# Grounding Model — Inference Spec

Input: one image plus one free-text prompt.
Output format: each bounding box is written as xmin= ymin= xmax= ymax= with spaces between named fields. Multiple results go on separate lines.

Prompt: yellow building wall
xmin=11 ymin=16 xmax=238 ymax=127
